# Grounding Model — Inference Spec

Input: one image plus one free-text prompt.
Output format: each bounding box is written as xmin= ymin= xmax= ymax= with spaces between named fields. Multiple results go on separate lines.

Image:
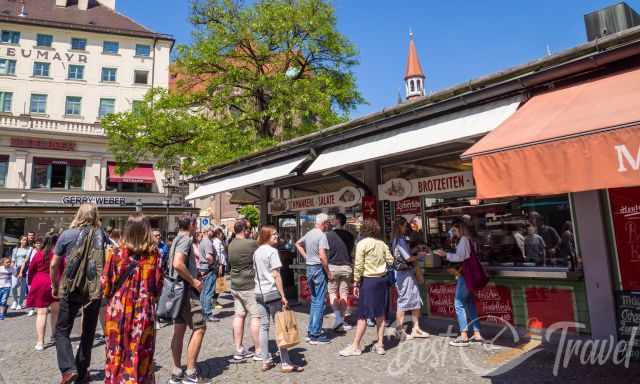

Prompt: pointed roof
xmin=404 ymin=32 xmax=425 ymax=79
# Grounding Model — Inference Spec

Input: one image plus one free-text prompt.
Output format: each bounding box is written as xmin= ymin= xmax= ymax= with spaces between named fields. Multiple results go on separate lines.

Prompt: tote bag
xmin=462 ymin=240 xmax=489 ymax=293
xmin=275 ymin=309 xmax=300 ymax=349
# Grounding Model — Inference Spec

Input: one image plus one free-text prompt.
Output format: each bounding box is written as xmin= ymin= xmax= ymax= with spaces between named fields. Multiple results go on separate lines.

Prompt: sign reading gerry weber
xmin=269 ymin=187 xmax=362 ymax=214
xmin=379 ymin=171 xmax=475 ymax=201
xmin=62 ymin=196 xmax=126 ymax=206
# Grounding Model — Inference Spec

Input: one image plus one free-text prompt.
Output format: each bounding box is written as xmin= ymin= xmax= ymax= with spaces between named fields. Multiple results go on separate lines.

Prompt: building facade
xmin=0 ymin=0 xmax=190 ymax=254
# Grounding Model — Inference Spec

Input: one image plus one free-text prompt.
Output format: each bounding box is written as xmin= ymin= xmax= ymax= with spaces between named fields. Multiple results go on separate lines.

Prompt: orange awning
xmin=463 ymin=67 xmax=640 ymax=199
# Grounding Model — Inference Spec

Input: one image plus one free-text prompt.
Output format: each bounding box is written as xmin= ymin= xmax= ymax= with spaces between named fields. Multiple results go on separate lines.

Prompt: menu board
xmin=609 ymin=187 xmax=640 ymax=291
xmin=615 ymin=291 xmax=640 ymax=361
xmin=427 ymin=282 xmax=514 ymax=324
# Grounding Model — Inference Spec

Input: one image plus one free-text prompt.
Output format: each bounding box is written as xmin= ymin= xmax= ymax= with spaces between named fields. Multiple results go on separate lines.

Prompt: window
xmin=65 ymin=96 xmax=82 ymax=116
xmin=68 ymin=65 xmax=84 ymax=80
xmin=98 ymin=98 xmax=115 ymax=117
xmin=71 ymin=37 xmax=87 ymax=51
xmin=30 ymin=94 xmax=47 ymax=114
xmin=0 ymin=155 xmax=8 ymax=187
xmin=106 ymin=181 xmax=152 ymax=193
xmin=0 ymin=59 xmax=16 ymax=75
xmin=132 ymin=100 xmax=144 ymax=114
xmin=31 ymin=158 xmax=85 ymax=189
xmin=36 ymin=34 xmax=53 ymax=47
xmin=134 ymin=70 xmax=149 ymax=85
xmin=33 ymin=62 xmax=50 ymax=77
xmin=101 ymin=67 xmax=117 ymax=82
xmin=0 ymin=30 xmax=20 ymax=44
xmin=103 ymin=41 xmax=119 ymax=54
xmin=410 ymin=80 xmax=415 ymax=92
xmin=135 ymin=44 xmax=151 ymax=57
xmin=0 ymin=92 xmax=12 ymax=113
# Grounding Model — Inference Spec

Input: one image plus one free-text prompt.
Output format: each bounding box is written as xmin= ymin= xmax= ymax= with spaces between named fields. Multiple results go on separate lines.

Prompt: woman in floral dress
xmin=102 ymin=214 xmax=163 ymax=384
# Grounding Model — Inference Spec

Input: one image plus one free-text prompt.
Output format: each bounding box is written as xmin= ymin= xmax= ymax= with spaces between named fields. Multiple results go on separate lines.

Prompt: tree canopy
xmin=103 ymin=0 xmax=364 ymax=175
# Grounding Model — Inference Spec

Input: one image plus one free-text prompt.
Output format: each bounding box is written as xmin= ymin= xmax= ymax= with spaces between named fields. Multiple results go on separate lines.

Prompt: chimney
xmin=584 ymin=2 xmax=640 ymax=41
xmin=78 ymin=0 xmax=89 ymax=11
xmin=99 ymin=0 xmax=116 ymax=10
xmin=55 ymin=0 xmax=68 ymax=7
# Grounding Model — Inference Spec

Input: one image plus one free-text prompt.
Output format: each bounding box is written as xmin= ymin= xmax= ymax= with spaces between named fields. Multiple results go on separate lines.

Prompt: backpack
xmin=59 ymin=227 xmax=105 ymax=303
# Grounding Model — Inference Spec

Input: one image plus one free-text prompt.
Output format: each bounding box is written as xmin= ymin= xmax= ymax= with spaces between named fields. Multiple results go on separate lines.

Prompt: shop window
xmin=106 ymin=181 xmax=153 ymax=193
xmin=33 ymin=62 xmax=50 ymax=77
xmin=65 ymin=96 xmax=82 ymax=116
xmin=30 ymin=94 xmax=47 ymax=114
xmin=0 ymin=155 xmax=8 ymax=187
xmin=68 ymin=65 xmax=85 ymax=80
xmin=103 ymin=41 xmax=119 ymax=54
xmin=0 ymin=91 xmax=12 ymax=113
xmin=135 ymin=44 xmax=151 ymax=57
xmin=36 ymin=34 xmax=53 ymax=47
xmin=99 ymin=98 xmax=115 ymax=118
xmin=0 ymin=59 xmax=16 ymax=75
xmin=134 ymin=70 xmax=149 ymax=85
xmin=0 ymin=30 xmax=20 ymax=44
xmin=101 ymin=67 xmax=117 ymax=82
xmin=31 ymin=158 xmax=85 ymax=190
xmin=71 ymin=37 xmax=87 ymax=51
xmin=424 ymin=194 xmax=578 ymax=269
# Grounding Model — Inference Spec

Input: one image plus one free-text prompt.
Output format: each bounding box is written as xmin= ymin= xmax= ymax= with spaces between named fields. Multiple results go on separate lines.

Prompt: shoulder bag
xmin=253 ymin=249 xmax=281 ymax=305
xmin=157 ymin=235 xmax=187 ymax=323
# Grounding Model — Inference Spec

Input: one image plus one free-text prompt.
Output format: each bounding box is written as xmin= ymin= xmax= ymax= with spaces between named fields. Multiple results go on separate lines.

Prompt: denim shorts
xmin=0 ymin=287 xmax=10 ymax=307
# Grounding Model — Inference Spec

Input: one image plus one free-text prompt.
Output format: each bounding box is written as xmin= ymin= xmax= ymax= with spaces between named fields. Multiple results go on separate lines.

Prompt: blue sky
xmin=120 ymin=0 xmax=640 ymax=118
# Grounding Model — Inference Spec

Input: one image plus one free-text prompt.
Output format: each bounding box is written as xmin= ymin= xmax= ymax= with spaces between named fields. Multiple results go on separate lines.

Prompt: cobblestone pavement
xmin=1 ymin=294 xmax=639 ymax=384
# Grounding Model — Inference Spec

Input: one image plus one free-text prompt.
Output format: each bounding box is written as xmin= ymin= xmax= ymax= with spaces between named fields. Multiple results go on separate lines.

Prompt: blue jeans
xmin=11 ymin=276 xmax=27 ymax=306
xmin=0 ymin=287 xmax=10 ymax=307
xmin=306 ymin=264 xmax=328 ymax=338
xmin=200 ymin=270 xmax=217 ymax=317
xmin=454 ymin=277 xmax=480 ymax=334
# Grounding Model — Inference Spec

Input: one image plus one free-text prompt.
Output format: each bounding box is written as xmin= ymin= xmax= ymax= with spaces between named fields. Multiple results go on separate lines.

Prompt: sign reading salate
xmin=379 ymin=171 xmax=475 ymax=201
xmin=62 ymin=196 xmax=126 ymax=206
xmin=269 ymin=187 xmax=362 ymax=213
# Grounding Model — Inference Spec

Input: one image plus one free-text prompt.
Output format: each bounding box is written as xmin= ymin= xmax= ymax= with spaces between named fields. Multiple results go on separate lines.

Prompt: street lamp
xmin=163 ymin=198 xmax=170 ymax=237
xmin=135 ymin=199 xmax=143 ymax=213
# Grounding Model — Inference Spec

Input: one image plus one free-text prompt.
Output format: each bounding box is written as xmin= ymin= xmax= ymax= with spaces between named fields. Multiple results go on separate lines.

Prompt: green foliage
xmin=238 ymin=205 xmax=260 ymax=228
xmin=103 ymin=0 xmax=364 ymax=175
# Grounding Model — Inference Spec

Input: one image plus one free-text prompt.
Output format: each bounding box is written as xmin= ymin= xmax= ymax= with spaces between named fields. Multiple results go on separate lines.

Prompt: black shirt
xmin=327 ymin=229 xmax=355 ymax=266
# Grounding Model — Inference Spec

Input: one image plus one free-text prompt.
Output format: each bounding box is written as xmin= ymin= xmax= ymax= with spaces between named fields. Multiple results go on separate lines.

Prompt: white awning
xmin=305 ymin=96 xmax=522 ymax=175
xmin=186 ymin=156 xmax=306 ymax=200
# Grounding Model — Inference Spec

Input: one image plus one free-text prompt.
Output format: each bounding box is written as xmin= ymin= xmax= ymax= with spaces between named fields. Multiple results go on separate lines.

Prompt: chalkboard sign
xmin=615 ymin=291 xmax=640 ymax=361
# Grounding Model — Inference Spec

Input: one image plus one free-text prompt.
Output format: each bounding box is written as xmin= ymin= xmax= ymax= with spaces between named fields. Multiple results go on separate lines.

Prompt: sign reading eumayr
xmin=1 ymin=46 xmax=88 ymax=63
xmin=62 ymin=195 xmax=126 ymax=206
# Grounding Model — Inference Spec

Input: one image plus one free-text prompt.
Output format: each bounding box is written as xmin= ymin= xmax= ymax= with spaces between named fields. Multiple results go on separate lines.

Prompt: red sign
xmin=395 ymin=196 xmax=421 ymax=215
xmin=362 ymin=195 xmax=378 ymax=221
xmin=610 ymin=187 xmax=640 ymax=291
xmin=11 ymin=137 xmax=76 ymax=151
xmin=525 ymin=287 xmax=575 ymax=330
xmin=428 ymin=282 xmax=514 ymax=324
xmin=298 ymin=275 xmax=311 ymax=303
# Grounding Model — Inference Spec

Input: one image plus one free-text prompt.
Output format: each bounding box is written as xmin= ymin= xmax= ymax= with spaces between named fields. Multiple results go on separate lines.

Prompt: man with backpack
xmin=50 ymin=204 xmax=108 ymax=384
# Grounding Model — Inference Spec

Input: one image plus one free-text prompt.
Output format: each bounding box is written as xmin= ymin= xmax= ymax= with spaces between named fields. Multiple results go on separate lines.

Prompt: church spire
xmin=405 ymin=31 xmax=425 ymax=100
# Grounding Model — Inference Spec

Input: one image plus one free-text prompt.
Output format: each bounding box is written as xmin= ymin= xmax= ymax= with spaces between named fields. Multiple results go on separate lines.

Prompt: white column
xmin=7 ymin=151 xmax=28 ymax=189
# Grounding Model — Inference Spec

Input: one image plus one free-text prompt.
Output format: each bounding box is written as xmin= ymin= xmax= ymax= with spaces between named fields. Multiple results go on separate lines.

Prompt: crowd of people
xmin=0 ymin=203 xmax=486 ymax=383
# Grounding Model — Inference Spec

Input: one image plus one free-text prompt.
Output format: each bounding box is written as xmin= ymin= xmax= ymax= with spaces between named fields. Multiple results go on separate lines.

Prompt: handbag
xmin=461 ymin=240 xmax=489 ymax=293
xmin=253 ymin=250 xmax=282 ymax=305
xmin=157 ymin=235 xmax=188 ymax=323
xmin=275 ymin=308 xmax=300 ymax=348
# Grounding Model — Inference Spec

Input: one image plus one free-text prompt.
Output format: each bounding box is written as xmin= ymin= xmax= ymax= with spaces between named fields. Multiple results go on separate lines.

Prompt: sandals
xmin=281 ymin=365 xmax=304 ymax=373
xmin=261 ymin=361 xmax=276 ymax=371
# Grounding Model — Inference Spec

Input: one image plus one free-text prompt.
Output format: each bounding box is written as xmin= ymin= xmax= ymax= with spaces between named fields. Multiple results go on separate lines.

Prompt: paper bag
xmin=275 ymin=309 xmax=300 ymax=349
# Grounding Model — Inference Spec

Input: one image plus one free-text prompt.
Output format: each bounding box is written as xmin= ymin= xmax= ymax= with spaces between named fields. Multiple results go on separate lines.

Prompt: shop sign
xmin=615 ymin=291 xmax=640 ymax=361
xmin=428 ymin=282 xmax=514 ymax=324
xmin=269 ymin=186 xmax=362 ymax=214
xmin=362 ymin=195 xmax=378 ymax=221
xmin=11 ymin=137 xmax=76 ymax=151
xmin=395 ymin=196 xmax=421 ymax=215
xmin=1 ymin=46 xmax=88 ymax=63
xmin=62 ymin=196 xmax=126 ymax=206
xmin=379 ymin=171 xmax=475 ymax=201
xmin=610 ymin=187 xmax=640 ymax=291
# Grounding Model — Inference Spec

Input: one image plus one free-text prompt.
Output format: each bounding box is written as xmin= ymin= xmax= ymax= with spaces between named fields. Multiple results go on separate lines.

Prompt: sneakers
xmin=10 ymin=302 xmax=17 ymax=310
xmin=168 ymin=371 xmax=184 ymax=384
xmin=339 ymin=344 xmax=362 ymax=357
xmin=181 ymin=372 xmax=211 ymax=384
xmin=342 ymin=324 xmax=353 ymax=331
xmin=373 ymin=344 xmax=386 ymax=355
xmin=449 ymin=337 xmax=470 ymax=347
xmin=27 ymin=309 xmax=35 ymax=317
xmin=366 ymin=319 xmax=375 ymax=327
xmin=35 ymin=343 xmax=44 ymax=351
xmin=308 ymin=335 xmax=331 ymax=345
xmin=95 ymin=334 xmax=105 ymax=344
xmin=15 ymin=304 xmax=23 ymax=311
xmin=206 ymin=315 xmax=220 ymax=323
xmin=410 ymin=329 xmax=430 ymax=339
xmin=232 ymin=348 xmax=254 ymax=361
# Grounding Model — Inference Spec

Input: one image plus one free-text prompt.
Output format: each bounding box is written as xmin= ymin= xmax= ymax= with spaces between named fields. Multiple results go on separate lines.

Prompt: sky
xmin=119 ymin=0 xmax=640 ymax=118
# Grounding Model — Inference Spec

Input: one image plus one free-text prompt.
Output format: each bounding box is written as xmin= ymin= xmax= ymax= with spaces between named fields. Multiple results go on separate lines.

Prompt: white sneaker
xmin=343 ymin=324 xmax=353 ymax=331
xmin=27 ymin=309 xmax=35 ymax=317
xmin=10 ymin=302 xmax=17 ymax=310
xmin=34 ymin=343 xmax=44 ymax=351
xmin=15 ymin=305 xmax=22 ymax=311
xmin=339 ymin=344 xmax=362 ymax=357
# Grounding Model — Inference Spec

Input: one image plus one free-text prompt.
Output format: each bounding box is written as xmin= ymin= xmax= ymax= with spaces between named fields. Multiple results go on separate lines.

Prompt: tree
xmin=103 ymin=0 xmax=364 ymax=175
xmin=238 ymin=205 xmax=260 ymax=228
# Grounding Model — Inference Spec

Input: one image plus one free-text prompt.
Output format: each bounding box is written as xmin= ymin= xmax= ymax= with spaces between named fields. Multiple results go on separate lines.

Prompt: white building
xmin=0 ymin=0 xmax=193 ymax=253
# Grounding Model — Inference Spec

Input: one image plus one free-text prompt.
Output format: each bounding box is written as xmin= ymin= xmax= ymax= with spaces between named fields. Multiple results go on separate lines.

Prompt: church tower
xmin=405 ymin=31 xmax=425 ymax=100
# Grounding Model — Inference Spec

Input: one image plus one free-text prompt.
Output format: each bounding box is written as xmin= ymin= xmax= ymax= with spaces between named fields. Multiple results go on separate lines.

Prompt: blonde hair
xmin=123 ymin=214 xmax=155 ymax=255
xmin=70 ymin=204 xmax=100 ymax=228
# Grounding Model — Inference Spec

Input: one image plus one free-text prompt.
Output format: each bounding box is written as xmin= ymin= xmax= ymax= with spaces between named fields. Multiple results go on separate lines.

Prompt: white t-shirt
xmin=253 ymin=244 xmax=282 ymax=295
xmin=0 ymin=266 xmax=15 ymax=288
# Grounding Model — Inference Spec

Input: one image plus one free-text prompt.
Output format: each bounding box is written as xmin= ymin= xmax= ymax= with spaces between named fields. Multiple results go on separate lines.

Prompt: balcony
xmin=0 ymin=114 xmax=105 ymax=137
